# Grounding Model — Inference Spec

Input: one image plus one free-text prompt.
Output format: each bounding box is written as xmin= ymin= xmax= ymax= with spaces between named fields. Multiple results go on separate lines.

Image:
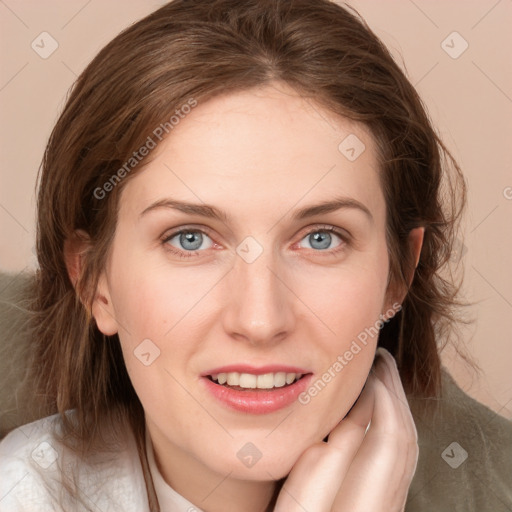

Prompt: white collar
xmin=145 ymin=428 xmax=204 ymax=512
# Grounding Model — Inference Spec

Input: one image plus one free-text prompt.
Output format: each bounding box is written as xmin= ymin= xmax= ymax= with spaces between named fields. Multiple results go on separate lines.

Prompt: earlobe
xmin=64 ymin=229 xmax=119 ymax=336
xmin=91 ymin=273 xmax=119 ymax=336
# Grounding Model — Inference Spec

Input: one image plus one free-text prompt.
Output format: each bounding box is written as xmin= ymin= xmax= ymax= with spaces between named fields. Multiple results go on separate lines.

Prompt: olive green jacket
xmin=407 ymin=371 xmax=512 ymax=511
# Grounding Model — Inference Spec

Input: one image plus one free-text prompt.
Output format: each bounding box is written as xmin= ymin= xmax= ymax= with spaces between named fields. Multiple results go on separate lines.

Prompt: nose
xmin=221 ymin=243 xmax=296 ymax=347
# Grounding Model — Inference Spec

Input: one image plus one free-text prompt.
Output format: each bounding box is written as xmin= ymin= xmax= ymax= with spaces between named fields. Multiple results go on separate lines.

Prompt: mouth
xmin=201 ymin=366 xmax=312 ymax=414
xmin=207 ymin=371 xmax=304 ymax=391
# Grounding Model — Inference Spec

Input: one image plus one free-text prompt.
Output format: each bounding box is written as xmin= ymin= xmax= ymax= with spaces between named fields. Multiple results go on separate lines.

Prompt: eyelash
xmin=161 ymin=225 xmax=350 ymax=259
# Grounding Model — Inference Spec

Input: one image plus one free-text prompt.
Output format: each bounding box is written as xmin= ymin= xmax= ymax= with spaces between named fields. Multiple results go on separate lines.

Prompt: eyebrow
xmin=139 ymin=195 xmax=373 ymax=224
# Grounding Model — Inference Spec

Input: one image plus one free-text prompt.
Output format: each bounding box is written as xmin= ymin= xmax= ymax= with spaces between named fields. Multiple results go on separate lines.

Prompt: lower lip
xmin=202 ymin=375 xmax=313 ymax=414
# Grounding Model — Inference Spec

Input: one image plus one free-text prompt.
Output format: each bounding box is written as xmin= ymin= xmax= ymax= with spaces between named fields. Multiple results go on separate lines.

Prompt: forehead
xmin=119 ymin=83 xmax=385 ymax=225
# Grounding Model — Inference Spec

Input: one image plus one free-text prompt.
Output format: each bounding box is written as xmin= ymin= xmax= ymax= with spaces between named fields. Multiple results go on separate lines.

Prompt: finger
xmin=332 ymin=367 xmax=418 ymax=511
xmin=324 ymin=372 xmax=376 ymax=484
xmin=273 ymin=442 xmax=354 ymax=512
xmin=367 ymin=351 xmax=419 ymax=490
xmin=275 ymin=376 xmax=375 ymax=512
xmin=373 ymin=350 xmax=419 ymax=505
xmin=372 ymin=365 xmax=419 ymax=510
xmin=327 ymin=372 xmax=374 ymax=451
xmin=332 ymin=379 xmax=401 ymax=510
xmin=372 ymin=348 xmax=418 ymax=444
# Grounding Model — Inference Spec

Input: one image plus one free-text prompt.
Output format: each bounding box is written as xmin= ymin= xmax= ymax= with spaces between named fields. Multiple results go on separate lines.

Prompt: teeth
xmin=227 ymin=372 xmax=239 ymax=386
xmin=211 ymin=372 xmax=302 ymax=389
xmin=273 ymin=372 xmax=286 ymax=388
xmin=257 ymin=373 xmax=275 ymax=389
xmin=240 ymin=373 xmax=257 ymax=389
xmin=285 ymin=373 xmax=295 ymax=385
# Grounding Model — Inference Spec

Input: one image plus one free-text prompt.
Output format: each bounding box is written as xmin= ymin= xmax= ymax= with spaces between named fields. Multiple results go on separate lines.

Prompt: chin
xmin=201 ymin=438 xmax=308 ymax=482
xmin=221 ymin=457 xmax=295 ymax=482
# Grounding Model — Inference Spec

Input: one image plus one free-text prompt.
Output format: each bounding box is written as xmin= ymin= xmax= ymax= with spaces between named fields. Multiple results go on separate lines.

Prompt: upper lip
xmin=201 ymin=364 xmax=310 ymax=377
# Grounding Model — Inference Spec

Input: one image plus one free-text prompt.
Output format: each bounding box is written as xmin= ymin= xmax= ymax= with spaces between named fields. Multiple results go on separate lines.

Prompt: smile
xmin=209 ymin=371 xmax=303 ymax=390
xmin=201 ymin=365 xmax=312 ymax=414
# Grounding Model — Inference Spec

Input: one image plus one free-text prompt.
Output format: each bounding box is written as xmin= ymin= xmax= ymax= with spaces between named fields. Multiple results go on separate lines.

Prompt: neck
xmin=146 ymin=422 xmax=280 ymax=512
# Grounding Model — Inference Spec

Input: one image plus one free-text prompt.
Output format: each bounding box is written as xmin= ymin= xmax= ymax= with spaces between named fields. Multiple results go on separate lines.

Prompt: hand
xmin=274 ymin=347 xmax=419 ymax=512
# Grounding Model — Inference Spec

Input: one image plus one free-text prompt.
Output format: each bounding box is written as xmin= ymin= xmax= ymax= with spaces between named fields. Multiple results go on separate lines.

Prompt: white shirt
xmin=0 ymin=413 xmax=202 ymax=511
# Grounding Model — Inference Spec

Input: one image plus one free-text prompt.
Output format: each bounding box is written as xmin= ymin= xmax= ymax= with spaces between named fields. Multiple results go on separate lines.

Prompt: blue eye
xmin=163 ymin=229 xmax=213 ymax=258
xmin=161 ymin=225 xmax=349 ymax=259
xmin=298 ymin=227 xmax=346 ymax=253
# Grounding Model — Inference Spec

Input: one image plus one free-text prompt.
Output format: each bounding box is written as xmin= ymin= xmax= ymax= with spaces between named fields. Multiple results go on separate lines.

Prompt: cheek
xmin=298 ymin=255 xmax=389 ymax=341
xmin=108 ymin=254 xmax=203 ymax=341
xmin=293 ymin=255 xmax=388 ymax=433
xmin=295 ymin=333 xmax=375 ymax=446
xmin=106 ymin=254 xmax=211 ymax=402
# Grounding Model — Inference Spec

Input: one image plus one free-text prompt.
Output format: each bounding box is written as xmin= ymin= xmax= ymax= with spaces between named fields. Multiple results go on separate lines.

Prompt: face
xmin=92 ymin=81 xmax=397 ymax=482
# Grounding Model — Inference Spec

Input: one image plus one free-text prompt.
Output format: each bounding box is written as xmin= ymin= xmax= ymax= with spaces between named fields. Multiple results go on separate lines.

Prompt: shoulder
xmin=407 ymin=369 xmax=512 ymax=512
xmin=0 ymin=413 xmax=149 ymax=512
xmin=0 ymin=414 xmax=66 ymax=511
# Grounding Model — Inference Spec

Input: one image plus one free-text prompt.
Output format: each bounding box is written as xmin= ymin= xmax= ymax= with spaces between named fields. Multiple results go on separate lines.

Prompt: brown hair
xmin=26 ymin=0 xmax=471 ymax=501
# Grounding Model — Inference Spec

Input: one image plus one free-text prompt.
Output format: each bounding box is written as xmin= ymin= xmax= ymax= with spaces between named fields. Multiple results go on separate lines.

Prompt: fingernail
xmin=374 ymin=347 xmax=397 ymax=369
xmin=374 ymin=347 xmax=388 ymax=362
xmin=375 ymin=347 xmax=392 ymax=358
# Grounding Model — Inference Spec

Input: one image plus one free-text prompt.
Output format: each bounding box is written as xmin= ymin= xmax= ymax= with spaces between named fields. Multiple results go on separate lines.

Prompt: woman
xmin=1 ymin=0 xmax=510 ymax=511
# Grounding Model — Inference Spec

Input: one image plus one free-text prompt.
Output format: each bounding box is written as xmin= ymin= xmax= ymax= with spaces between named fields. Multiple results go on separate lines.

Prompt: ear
xmin=382 ymin=226 xmax=425 ymax=318
xmin=91 ymin=273 xmax=119 ymax=336
xmin=63 ymin=230 xmax=119 ymax=336
xmin=63 ymin=229 xmax=90 ymax=288
xmin=397 ymin=226 xmax=425 ymax=302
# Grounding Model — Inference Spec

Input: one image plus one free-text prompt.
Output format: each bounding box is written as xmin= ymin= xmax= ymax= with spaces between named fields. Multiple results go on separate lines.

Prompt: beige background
xmin=0 ymin=0 xmax=511 ymax=419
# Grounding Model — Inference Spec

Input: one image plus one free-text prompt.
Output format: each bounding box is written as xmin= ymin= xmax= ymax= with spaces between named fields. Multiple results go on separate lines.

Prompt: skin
xmin=66 ymin=81 xmax=422 ymax=511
